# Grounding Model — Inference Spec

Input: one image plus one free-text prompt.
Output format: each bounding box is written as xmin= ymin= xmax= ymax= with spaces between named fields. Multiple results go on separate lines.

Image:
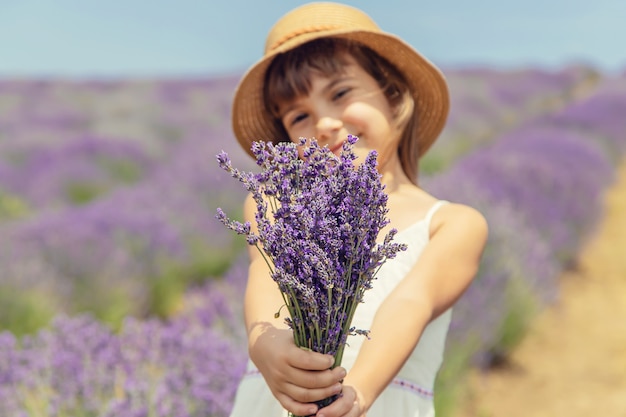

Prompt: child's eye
xmin=289 ymin=113 xmax=308 ymax=126
xmin=332 ymin=88 xmax=351 ymax=101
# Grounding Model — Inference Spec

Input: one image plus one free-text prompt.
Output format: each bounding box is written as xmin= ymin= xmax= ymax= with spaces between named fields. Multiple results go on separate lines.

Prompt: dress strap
xmin=424 ymin=200 xmax=449 ymax=226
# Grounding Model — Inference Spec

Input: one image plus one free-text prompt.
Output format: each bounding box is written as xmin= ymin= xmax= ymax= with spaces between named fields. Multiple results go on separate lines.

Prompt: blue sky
xmin=1 ymin=0 xmax=625 ymax=78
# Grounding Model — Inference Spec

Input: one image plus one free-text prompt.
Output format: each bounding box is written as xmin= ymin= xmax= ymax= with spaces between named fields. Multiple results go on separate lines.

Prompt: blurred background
xmin=0 ymin=1 xmax=625 ymax=416
xmin=2 ymin=0 xmax=626 ymax=77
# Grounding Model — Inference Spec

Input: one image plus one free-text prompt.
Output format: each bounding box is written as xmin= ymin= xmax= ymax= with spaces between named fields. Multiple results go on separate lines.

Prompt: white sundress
xmin=229 ymin=200 xmax=452 ymax=417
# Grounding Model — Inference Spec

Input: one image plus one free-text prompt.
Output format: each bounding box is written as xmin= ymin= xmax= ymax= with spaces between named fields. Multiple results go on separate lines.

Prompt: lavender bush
xmin=449 ymin=126 xmax=612 ymax=262
xmin=0 ymin=83 xmax=252 ymax=330
xmin=0 ymin=135 xmax=154 ymax=208
xmin=538 ymin=76 xmax=626 ymax=162
xmin=0 ymin=251 xmax=249 ymax=416
xmin=0 ymin=313 xmax=245 ymax=417
xmin=422 ymin=66 xmax=597 ymax=173
xmin=421 ymin=78 xmax=624 ymax=414
xmin=426 ymin=114 xmax=615 ymax=362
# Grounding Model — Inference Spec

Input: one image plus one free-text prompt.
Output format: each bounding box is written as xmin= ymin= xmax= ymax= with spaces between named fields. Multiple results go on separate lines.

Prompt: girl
xmin=228 ymin=3 xmax=488 ymax=417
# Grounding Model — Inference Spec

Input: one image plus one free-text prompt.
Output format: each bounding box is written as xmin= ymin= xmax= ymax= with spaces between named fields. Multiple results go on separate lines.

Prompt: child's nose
xmin=315 ymin=116 xmax=342 ymax=142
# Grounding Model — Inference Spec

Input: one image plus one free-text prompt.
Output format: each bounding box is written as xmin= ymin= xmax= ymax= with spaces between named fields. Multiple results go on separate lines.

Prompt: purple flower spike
xmin=216 ymin=137 xmax=406 ymax=372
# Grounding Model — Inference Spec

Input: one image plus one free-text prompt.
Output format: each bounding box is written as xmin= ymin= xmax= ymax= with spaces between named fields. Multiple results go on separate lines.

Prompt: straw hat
xmin=231 ymin=2 xmax=449 ymax=158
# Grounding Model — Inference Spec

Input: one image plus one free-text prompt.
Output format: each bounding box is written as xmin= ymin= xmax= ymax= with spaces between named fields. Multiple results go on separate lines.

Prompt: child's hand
xmin=249 ymin=326 xmax=346 ymax=416
xmin=316 ymin=384 xmax=367 ymax=417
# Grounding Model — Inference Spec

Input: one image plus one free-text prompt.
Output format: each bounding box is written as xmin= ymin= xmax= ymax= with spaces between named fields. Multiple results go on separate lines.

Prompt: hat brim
xmin=232 ymin=29 xmax=449 ymax=159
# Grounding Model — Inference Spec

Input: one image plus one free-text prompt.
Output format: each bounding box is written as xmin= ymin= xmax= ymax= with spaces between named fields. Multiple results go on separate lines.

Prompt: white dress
xmin=229 ymin=200 xmax=451 ymax=417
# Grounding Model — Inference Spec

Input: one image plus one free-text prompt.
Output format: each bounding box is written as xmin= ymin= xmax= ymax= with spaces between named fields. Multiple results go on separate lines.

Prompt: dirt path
xmin=455 ymin=160 xmax=626 ymax=417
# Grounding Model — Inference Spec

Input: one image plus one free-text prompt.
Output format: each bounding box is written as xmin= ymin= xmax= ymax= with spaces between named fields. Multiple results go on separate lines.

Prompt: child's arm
xmin=242 ymin=193 xmax=346 ymax=416
xmin=318 ymin=203 xmax=488 ymax=417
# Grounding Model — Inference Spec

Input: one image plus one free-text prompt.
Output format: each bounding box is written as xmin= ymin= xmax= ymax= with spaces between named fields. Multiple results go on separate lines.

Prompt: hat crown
xmin=264 ymin=2 xmax=381 ymax=54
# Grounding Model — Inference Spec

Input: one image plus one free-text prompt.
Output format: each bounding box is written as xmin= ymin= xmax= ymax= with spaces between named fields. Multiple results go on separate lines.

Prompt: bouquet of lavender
xmin=216 ymin=135 xmax=406 ymax=413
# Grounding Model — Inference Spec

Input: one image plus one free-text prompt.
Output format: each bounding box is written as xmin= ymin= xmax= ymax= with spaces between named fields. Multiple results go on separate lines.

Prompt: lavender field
xmin=0 ymin=66 xmax=625 ymax=416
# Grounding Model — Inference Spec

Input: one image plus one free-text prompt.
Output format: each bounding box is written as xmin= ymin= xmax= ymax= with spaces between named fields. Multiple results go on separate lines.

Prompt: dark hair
xmin=263 ymin=37 xmax=420 ymax=183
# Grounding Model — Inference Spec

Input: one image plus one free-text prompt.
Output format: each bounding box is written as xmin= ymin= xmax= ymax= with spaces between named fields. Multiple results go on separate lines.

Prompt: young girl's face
xmin=275 ymin=53 xmax=401 ymax=171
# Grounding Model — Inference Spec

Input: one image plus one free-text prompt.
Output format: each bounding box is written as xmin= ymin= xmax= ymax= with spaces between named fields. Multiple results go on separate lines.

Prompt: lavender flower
xmin=0 ymin=311 xmax=246 ymax=417
xmin=216 ymin=137 xmax=406 ymax=412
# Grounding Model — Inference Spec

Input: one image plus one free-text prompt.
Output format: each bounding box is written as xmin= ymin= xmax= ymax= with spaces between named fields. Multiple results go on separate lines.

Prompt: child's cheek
xmin=341 ymin=101 xmax=371 ymax=126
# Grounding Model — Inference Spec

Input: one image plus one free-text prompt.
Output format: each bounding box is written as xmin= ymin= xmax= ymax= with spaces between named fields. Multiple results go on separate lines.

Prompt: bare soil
xmin=455 ymin=161 xmax=626 ymax=417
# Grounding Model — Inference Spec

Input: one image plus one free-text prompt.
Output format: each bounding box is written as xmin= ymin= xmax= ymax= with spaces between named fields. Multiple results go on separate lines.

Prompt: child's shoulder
xmin=393 ymin=186 xmax=487 ymax=242
xmin=435 ymin=201 xmax=487 ymax=226
xmin=429 ymin=201 xmax=488 ymax=245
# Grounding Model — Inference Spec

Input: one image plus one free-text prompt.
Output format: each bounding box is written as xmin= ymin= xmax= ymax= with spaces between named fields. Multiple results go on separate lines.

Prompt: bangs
xmin=264 ymin=39 xmax=350 ymax=116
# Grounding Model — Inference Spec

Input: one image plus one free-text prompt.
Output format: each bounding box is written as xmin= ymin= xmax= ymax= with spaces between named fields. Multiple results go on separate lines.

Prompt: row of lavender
xmin=427 ymin=65 xmax=599 ymax=172
xmin=0 ymin=77 xmax=255 ymax=332
xmin=0 ymin=68 xmax=621 ymax=416
xmin=0 ymin=68 xmax=591 ymax=334
xmin=429 ymin=75 xmax=626 ymax=410
xmin=0 ymin=275 xmax=248 ymax=417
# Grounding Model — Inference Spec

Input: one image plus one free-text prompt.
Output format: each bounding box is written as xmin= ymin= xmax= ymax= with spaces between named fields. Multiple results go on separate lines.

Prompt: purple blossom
xmin=0 ymin=309 xmax=246 ymax=417
xmin=425 ymin=66 xmax=595 ymax=173
xmin=0 ymin=135 xmax=154 ymax=208
xmin=537 ymin=77 xmax=626 ymax=160
xmin=0 ymin=77 xmax=255 ymax=335
xmin=217 ymin=137 xmax=407 ymax=371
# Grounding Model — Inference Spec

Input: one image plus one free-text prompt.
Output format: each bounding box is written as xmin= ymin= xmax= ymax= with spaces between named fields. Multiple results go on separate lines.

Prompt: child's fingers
xmin=275 ymin=392 xmax=320 ymax=417
xmin=315 ymin=387 xmax=360 ymax=417
xmin=281 ymin=379 xmax=343 ymax=405
xmin=284 ymin=365 xmax=346 ymax=391
xmin=288 ymin=347 xmax=336 ymax=371
xmin=278 ymin=367 xmax=344 ymax=400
